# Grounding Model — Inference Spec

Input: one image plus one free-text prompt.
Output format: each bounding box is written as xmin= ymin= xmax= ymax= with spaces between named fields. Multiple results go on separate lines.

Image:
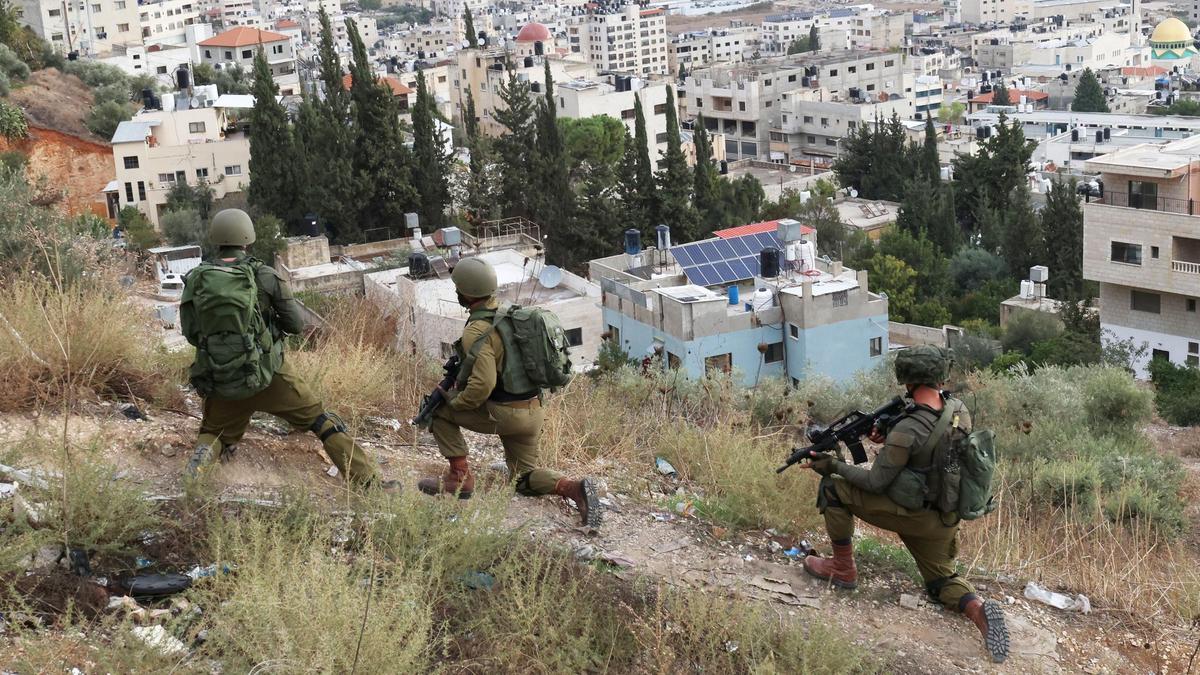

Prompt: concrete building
xmin=100 ymin=43 xmax=196 ymax=87
xmin=961 ymin=0 xmax=1115 ymax=25
xmin=565 ymin=4 xmax=669 ymax=76
xmin=197 ymin=26 xmax=299 ymax=94
xmin=771 ymin=87 xmax=916 ymax=163
xmin=19 ymin=0 xmax=141 ymax=56
xmin=555 ymin=75 xmax=671 ymax=159
xmin=105 ymin=88 xmax=253 ymax=227
xmin=1081 ymin=135 xmax=1200 ymax=376
xmin=589 ymin=220 xmax=889 ymax=386
xmin=761 ymin=9 xmax=908 ymax=55
xmin=300 ymin=11 xmax=378 ymax=57
xmin=138 ymin=0 xmax=203 ymax=47
xmin=366 ymin=228 xmax=603 ymax=371
xmin=670 ymin=26 xmax=756 ymax=71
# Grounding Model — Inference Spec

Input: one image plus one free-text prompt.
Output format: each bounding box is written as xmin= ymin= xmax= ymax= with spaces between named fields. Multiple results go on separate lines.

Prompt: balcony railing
xmin=1173 ymin=260 xmax=1200 ymax=274
xmin=1101 ymin=190 xmax=1194 ymax=215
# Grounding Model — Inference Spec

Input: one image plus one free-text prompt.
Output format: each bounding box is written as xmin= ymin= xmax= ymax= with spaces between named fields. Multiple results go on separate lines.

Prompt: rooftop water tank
xmin=624 ymin=228 xmax=642 ymax=256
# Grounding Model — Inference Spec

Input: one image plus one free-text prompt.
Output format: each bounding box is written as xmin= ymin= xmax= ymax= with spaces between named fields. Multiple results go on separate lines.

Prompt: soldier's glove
xmin=807 ymin=452 xmax=839 ymax=477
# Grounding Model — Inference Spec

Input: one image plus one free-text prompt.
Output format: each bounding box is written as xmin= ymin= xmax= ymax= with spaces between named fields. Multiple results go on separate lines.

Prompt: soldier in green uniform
xmin=180 ymin=209 xmax=396 ymax=491
xmin=802 ymin=345 xmax=1009 ymax=663
xmin=416 ymin=258 xmax=601 ymax=529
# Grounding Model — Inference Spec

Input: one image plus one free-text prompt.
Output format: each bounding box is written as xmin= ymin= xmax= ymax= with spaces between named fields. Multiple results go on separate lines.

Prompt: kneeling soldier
xmin=802 ymin=345 xmax=1009 ymax=663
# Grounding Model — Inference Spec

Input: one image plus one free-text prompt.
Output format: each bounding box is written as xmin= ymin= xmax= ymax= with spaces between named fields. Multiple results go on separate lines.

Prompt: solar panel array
xmin=670 ymin=232 xmax=783 ymax=287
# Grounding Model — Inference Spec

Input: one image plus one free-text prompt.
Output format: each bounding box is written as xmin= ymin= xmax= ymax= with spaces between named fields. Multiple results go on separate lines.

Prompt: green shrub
xmin=0 ymin=148 xmax=26 ymax=174
xmin=1031 ymin=458 xmax=1100 ymax=512
xmin=1082 ymin=367 xmax=1154 ymax=435
xmin=1001 ymin=310 xmax=1063 ymax=354
xmin=159 ymin=207 xmax=205 ymax=248
xmin=0 ymin=99 xmax=27 ymax=139
xmin=988 ymin=350 xmax=1026 ymax=374
xmin=118 ymin=206 xmax=158 ymax=251
xmin=0 ymin=43 xmax=30 ymax=82
xmin=1149 ymin=358 xmax=1200 ymax=426
xmin=247 ymin=212 xmax=285 ymax=264
xmin=85 ymin=100 xmax=131 ymax=140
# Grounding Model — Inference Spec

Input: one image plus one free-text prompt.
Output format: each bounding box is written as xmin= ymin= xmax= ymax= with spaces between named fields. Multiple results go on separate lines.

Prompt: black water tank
xmin=303 ymin=213 xmax=319 ymax=237
xmin=1071 ymin=128 xmax=1078 ymax=141
xmin=141 ymin=88 xmax=156 ymax=110
xmin=976 ymin=126 xmax=986 ymax=140
xmin=719 ymin=160 xmax=728 ymax=175
xmin=524 ymin=55 xmax=534 ymax=68
xmin=1104 ymin=127 xmax=1110 ymax=140
xmin=409 ymin=252 xmax=431 ymax=278
xmin=624 ymin=228 xmax=641 ymax=255
xmin=760 ymin=247 xmax=780 ymax=279
xmin=175 ymin=64 xmax=190 ymax=91
xmin=1095 ymin=130 xmax=1103 ymax=142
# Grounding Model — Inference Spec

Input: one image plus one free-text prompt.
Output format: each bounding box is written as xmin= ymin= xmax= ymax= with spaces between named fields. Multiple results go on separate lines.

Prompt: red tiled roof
xmin=276 ymin=18 xmax=300 ymax=29
xmin=713 ymin=220 xmax=814 ymax=239
xmin=640 ymin=7 xmax=665 ymax=16
xmin=515 ymin=22 xmax=551 ymax=42
xmin=968 ymin=88 xmax=1048 ymax=104
xmin=342 ymin=73 xmax=414 ymax=96
xmin=1122 ymin=65 xmax=1167 ymax=77
xmin=198 ymin=26 xmax=289 ymax=47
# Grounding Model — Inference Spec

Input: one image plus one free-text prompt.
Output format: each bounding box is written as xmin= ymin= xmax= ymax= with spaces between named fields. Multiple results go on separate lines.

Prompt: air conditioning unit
xmin=1029 ymin=265 xmax=1049 ymax=283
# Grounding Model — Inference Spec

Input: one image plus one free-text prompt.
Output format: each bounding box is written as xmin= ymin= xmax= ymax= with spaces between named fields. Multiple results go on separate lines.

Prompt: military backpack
xmin=182 ymin=259 xmax=281 ymax=400
xmin=458 ymin=304 xmax=573 ymax=394
xmin=887 ymin=399 xmax=998 ymax=522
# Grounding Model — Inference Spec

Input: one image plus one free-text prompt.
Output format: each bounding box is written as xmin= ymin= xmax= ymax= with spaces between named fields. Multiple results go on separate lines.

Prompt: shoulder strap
xmin=909 ymin=401 xmax=959 ymax=472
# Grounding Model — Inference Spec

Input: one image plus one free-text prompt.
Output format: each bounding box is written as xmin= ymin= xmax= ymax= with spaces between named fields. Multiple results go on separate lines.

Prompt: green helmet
xmin=209 ymin=209 xmax=256 ymax=247
xmin=895 ymin=345 xmax=951 ymax=386
xmin=451 ymin=257 xmax=497 ymax=298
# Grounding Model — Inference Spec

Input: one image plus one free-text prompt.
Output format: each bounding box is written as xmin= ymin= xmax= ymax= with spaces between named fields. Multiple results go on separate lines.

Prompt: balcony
xmin=1102 ymin=190 xmax=1195 ymax=215
xmin=1173 ymin=260 xmax=1200 ymax=274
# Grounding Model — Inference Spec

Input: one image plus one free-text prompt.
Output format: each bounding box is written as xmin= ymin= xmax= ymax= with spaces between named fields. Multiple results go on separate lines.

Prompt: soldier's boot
xmin=417 ymin=456 xmax=474 ymax=499
xmin=962 ymin=595 xmax=1009 ymax=663
xmin=185 ymin=441 xmax=221 ymax=479
xmin=553 ymin=477 xmax=602 ymax=529
xmin=803 ymin=539 xmax=858 ymax=590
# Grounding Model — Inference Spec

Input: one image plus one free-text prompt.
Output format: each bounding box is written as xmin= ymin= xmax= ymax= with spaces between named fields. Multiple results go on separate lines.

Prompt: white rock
xmin=899 ymin=593 xmax=920 ymax=610
xmin=131 ymin=625 xmax=187 ymax=656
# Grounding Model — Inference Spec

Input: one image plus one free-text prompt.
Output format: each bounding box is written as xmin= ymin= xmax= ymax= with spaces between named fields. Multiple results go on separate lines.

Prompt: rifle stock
xmin=411 ymin=355 xmax=461 ymax=428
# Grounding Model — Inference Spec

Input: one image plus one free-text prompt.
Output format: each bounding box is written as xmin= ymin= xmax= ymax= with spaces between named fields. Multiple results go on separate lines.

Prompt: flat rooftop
xmin=968 ymin=109 xmax=1200 ymax=129
xmin=1084 ymin=135 xmax=1200 ymax=177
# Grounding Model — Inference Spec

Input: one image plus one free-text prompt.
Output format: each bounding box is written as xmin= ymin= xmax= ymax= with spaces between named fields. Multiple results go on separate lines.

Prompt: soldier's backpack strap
xmin=909 ymin=400 xmax=960 ymax=473
xmin=455 ymin=306 xmax=509 ymax=390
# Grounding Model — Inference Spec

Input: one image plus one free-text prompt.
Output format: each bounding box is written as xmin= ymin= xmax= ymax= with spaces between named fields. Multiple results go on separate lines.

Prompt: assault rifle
xmin=411 ymin=355 xmax=461 ymax=428
xmin=776 ymin=396 xmax=908 ymax=473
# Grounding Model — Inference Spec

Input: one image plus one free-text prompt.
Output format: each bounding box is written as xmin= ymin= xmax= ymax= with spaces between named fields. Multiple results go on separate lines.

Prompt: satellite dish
xmin=190 ymin=96 xmax=203 ymax=108
xmin=538 ymin=265 xmax=563 ymax=289
xmin=849 ymin=188 xmax=859 ymax=198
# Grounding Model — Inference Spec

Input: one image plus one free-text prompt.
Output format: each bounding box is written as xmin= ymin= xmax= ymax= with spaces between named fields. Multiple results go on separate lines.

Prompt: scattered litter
xmin=598 ymin=552 xmax=636 ymax=569
xmin=750 ymin=576 xmax=794 ymax=595
xmin=724 ymin=640 xmax=739 ymax=653
xmin=326 ymin=465 xmax=340 ymax=478
xmin=899 ymin=593 xmax=920 ymax=610
xmin=783 ymin=547 xmax=802 ymax=558
xmin=673 ymin=501 xmax=696 ymax=517
xmin=367 ymin=417 xmax=403 ymax=431
xmin=650 ymin=512 xmax=674 ymax=523
xmin=743 ymin=554 xmax=755 ymax=562
xmin=0 ymin=483 xmax=15 ymax=498
xmin=459 ymin=571 xmax=495 ymax=591
xmin=748 ymin=576 xmax=823 ymax=609
xmin=118 ymin=403 xmax=146 ymax=420
xmin=68 ymin=548 xmax=91 ymax=576
xmin=1024 ymin=581 xmax=1090 ymax=613
xmin=652 ymin=538 xmax=691 ymax=555
xmin=185 ymin=564 xmax=236 ymax=581
xmin=574 ymin=544 xmax=597 ymax=561
xmin=108 ymin=596 xmax=141 ymax=612
xmin=113 ymin=573 xmax=193 ymax=598
xmin=655 ymin=457 xmax=677 ymax=477
xmin=710 ymin=526 xmax=729 ymax=540
xmin=135 ymin=557 xmax=154 ymax=570
xmin=131 ymin=625 xmax=187 ymax=656
xmin=768 ymin=540 xmax=783 ymax=554
xmin=1005 ymin=595 xmax=1017 ymax=605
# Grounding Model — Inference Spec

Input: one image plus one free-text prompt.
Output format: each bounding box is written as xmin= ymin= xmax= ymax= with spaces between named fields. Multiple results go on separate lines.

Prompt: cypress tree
xmin=247 ymin=47 xmax=298 ymax=225
xmin=809 ymin=24 xmax=819 ymax=52
xmin=1071 ymin=68 xmax=1109 ymax=113
xmin=1039 ymin=178 xmax=1085 ymax=299
xmin=630 ymin=93 xmax=659 ymax=231
xmin=692 ymin=113 xmax=721 ymax=235
xmin=463 ymin=7 xmax=478 ymax=49
xmin=412 ymin=69 xmax=451 ymax=228
xmin=655 ymin=86 xmax=698 ymax=241
xmin=303 ymin=7 xmax=356 ymax=238
xmin=462 ymin=91 xmax=494 ymax=226
xmin=922 ymin=115 xmax=940 ymax=182
xmin=991 ymin=81 xmax=1011 ymax=106
xmin=346 ymin=18 xmax=416 ymax=240
xmin=1001 ymin=185 xmax=1042 ymax=278
xmin=493 ymin=68 xmax=537 ymax=219
xmin=533 ymin=61 xmax=577 ymax=265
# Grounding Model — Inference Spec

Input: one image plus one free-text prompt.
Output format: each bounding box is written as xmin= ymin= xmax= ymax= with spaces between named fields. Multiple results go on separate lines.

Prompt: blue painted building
xmin=589 ymin=221 xmax=889 ymax=386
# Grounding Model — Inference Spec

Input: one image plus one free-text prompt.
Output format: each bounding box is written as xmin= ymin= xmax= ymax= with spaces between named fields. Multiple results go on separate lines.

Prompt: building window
xmin=91 ymin=3 xmax=100 ymax=12
xmin=136 ymin=181 xmax=146 ymax=200
xmin=667 ymin=351 xmax=681 ymax=369
xmin=866 ymin=63 xmax=875 ymax=70
xmin=1188 ymin=298 xmax=1197 ymax=312
xmin=1151 ymin=246 xmax=1159 ymax=259
xmin=158 ymin=173 xmax=176 ymax=184
xmin=1110 ymin=241 xmax=1142 ymax=265
xmin=224 ymin=50 xmax=232 ymax=59
xmin=1130 ymin=290 xmax=1161 ymax=314
xmin=48 ymin=8 xmax=60 ymax=16
xmin=832 ymin=290 xmax=848 ymax=307
xmin=224 ymin=165 xmax=242 ymax=176
xmin=241 ymin=49 xmax=252 ymax=59
xmin=204 ymin=49 xmax=211 ymax=58
xmin=272 ymin=44 xmax=283 ymax=55
xmin=825 ymin=138 xmax=837 ymax=146
xmin=763 ymin=342 xmax=784 ymax=363
xmin=123 ymin=156 xmax=139 ymax=169
xmin=870 ymin=337 xmax=883 ymax=357
xmin=117 ymin=22 xmax=128 ymax=31
xmin=738 ymin=101 xmax=746 ymax=111
xmin=803 ymin=115 xmax=813 ymax=123
xmin=565 ymin=327 xmax=583 ymax=347
xmin=653 ymin=103 xmax=667 ymax=114
xmin=124 ymin=182 xmax=133 ymax=202
xmin=704 ymin=353 xmax=732 ymax=375
xmin=621 ymin=108 xmax=635 ymax=119
xmin=196 ymin=167 xmax=209 ymax=180
xmin=188 ymin=121 xmax=206 ymax=133
xmin=1152 ymin=348 xmax=1170 ymax=362
xmin=1129 ymin=180 xmax=1157 ymax=210
xmin=606 ymin=325 xmax=620 ymax=344
xmin=788 ymin=323 xmax=799 ymax=339
xmin=655 ymin=132 xmax=668 ymax=143
xmin=439 ymin=341 xmax=455 ymax=359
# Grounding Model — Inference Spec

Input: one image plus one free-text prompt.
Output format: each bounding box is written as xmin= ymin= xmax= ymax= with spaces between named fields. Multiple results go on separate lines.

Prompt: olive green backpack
xmin=457 ymin=304 xmax=573 ymax=394
xmin=182 ymin=259 xmax=281 ymax=400
xmin=888 ymin=399 xmax=997 ymax=521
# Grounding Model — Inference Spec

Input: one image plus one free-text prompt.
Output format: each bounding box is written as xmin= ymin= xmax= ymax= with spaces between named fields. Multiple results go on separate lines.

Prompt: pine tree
xmin=921 ymin=115 xmax=940 ymax=182
xmin=629 ymin=92 xmax=659 ymax=231
xmin=655 ymin=86 xmax=697 ymax=241
xmin=462 ymin=91 xmax=494 ymax=226
xmin=929 ymin=181 xmax=959 ymax=256
xmin=1000 ymin=184 xmax=1042 ymax=279
xmin=809 ymin=24 xmax=819 ymax=52
xmin=897 ymin=176 xmax=934 ymax=240
xmin=493 ymin=68 xmax=537 ymax=219
xmin=346 ymin=17 xmax=416 ymax=240
xmin=1039 ymin=177 xmax=1085 ymax=299
xmin=463 ymin=7 xmax=478 ymax=49
xmin=412 ymin=69 xmax=451 ymax=228
xmin=991 ymin=81 xmax=1011 ymax=106
xmin=533 ymin=61 xmax=577 ymax=266
xmin=1071 ymin=68 xmax=1109 ymax=113
xmin=247 ymin=47 xmax=298 ymax=226
xmin=301 ymin=7 xmax=357 ymax=238
xmin=692 ymin=114 xmax=721 ymax=235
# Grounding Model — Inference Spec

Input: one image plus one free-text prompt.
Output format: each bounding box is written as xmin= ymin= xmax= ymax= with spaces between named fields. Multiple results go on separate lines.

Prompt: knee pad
xmin=928 ymin=574 xmax=961 ymax=604
xmin=816 ymin=477 xmax=845 ymax=511
xmin=309 ymin=411 xmax=347 ymax=442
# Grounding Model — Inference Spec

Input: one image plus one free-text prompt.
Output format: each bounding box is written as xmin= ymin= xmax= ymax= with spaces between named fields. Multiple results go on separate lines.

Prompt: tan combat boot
xmin=803 ymin=540 xmax=858 ymax=589
xmin=417 ymin=456 xmax=474 ymax=499
xmin=962 ymin=595 xmax=1009 ymax=663
xmin=552 ymin=477 xmax=602 ymax=529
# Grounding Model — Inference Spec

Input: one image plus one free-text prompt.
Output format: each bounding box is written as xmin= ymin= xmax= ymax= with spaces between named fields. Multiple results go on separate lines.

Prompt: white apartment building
xmin=565 ymin=4 xmax=668 ymax=76
xmin=761 ymin=8 xmax=907 ymax=55
xmin=300 ymin=12 xmax=377 ymax=56
xmin=106 ymin=89 xmax=253 ymax=227
xmin=138 ymin=0 xmax=203 ymax=47
xmin=770 ymin=86 xmax=917 ymax=162
xmin=962 ymin=0 xmax=1118 ymax=25
xmin=384 ymin=21 xmax=457 ymax=59
xmin=1081 ymin=136 xmax=1200 ymax=377
xmin=19 ymin=0 xmax=140 ymax=56
xmin=101 ymin=44 xmax=194 ymax=86
xmin=198 ymin=26 xmax=299 ymax=94
xmin=556 ymin=76 xmax=671 ymax=160
xmin=670 ymin=26 xmax=757 ymax=72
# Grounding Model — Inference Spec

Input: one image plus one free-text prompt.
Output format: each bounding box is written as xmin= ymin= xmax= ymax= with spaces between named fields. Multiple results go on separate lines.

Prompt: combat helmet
xmin=209 ymin=209 xmax=256 ymax=247
xmin=451 ymin=257 xmax=498 ymax=298
xmin=894 ymin=345 xmax=951 ymax=386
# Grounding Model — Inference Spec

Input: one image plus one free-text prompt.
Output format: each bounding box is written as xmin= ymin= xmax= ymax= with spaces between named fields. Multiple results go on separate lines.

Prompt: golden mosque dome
xmin=1150 ymin=18 xmax=1197 ymax=60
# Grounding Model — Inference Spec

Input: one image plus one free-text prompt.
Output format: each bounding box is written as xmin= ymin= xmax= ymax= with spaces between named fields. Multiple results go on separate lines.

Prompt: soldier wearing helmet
xmin=180 ymin=209 xmax=397 ymax=492
xmin=802 ymin=345 xmax=1009 ymax=663
xmin=417 ymin=257 xmax=601 ymax=529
